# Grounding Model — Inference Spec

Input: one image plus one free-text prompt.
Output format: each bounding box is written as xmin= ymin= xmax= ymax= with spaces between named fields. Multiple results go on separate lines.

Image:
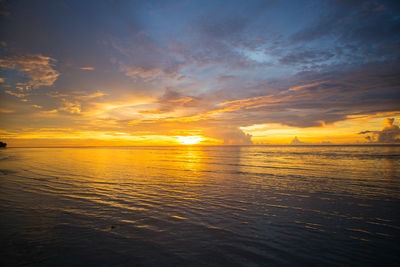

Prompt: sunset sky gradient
xmin=0 ymin=0 xmax=399 ymax=146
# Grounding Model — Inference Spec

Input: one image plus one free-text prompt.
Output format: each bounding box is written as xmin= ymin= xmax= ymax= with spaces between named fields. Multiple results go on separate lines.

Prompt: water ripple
xmin=0 ymin=146 xmax=399 ymax=265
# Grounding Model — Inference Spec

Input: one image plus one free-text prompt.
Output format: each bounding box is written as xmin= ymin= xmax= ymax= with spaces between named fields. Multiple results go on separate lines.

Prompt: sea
xmin=0 ymin=146 xmax=399 ymax=266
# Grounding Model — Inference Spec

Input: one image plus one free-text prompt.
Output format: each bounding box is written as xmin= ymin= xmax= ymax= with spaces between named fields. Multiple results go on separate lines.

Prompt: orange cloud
xmin=58 ymin=99 xmax=81 ymax=114
xmin=79 ymin=67 xmax=95 ymax=70
xmin=75 ymin=92 xmax=106 ymax=100
xmin=5 ymin=90 xmax=27 ymax=98
xmin=287 ymin=82 xmax=324 ymax=92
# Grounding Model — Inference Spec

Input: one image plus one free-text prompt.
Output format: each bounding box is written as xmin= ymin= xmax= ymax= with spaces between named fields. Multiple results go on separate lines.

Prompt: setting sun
xmin=177 ymin=136 xmax=203 ymax=145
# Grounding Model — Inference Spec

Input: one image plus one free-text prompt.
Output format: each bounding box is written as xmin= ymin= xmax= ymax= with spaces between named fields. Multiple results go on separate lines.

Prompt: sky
xmin=0 ymin=0 xmax=400 ymax=146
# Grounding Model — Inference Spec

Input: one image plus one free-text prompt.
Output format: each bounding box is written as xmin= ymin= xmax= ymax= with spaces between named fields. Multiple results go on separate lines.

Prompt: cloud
xmin=210 ymin=61 xmax=400 ymax=128
xmin=1 ymin=0 xmax=399 ymax=146
xmin=288 ymin=136 xmax=332 ymax=145
xmin=279 ymin=50 xmax=334 ymax=66
xmin=290 ymin=136 xmax=305 ymax=145
xmin=79 ymin=67 xmax=95 ymax=71
xmin=0 ymin=54 xmax=59 ymax=90
xmin=47 ymin=90 xmax=105 ymax=100
xmin=140 ymin=89 xmax=202 ymax=114
xmin=58 ymin=99 xmax=81 ymax=114
xmin=206 ymin=126 xmax=253 ymax=145
xmin=113 ymin=60 xmax=400 ymax=144
xmin=5 ymin=90 xmax=27 ymax=98
xmin=121 ymin=65 xmax=164 ymax=82
xmin=377 ymin=118 xmax=400 ymax=143
xmin=45 ymin=91 xmax=106 ymax=115
xmin=291 ymin=1 xmax=400 ymax=63
xmin=359 ymin=118 xmax=400 ymax=143
xmin=287 ymin=82 xmax=324 ymax=92
xmin=109 ymin=29 xmax=188 ymax=85
xmin=75 ymin=92 xmax=105 ymax=100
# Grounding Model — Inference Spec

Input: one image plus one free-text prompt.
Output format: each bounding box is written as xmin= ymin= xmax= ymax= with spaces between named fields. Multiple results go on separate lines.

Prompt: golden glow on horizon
xmin=177 ymin=136 xmax=203 ymax=145
xmin=1 ymin=111 xmax=398 ymax=147
xmin=241 ymin=112 xmax=400 ymax=144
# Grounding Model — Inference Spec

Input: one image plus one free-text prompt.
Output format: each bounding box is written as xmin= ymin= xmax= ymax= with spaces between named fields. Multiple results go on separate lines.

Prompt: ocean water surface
xmin=0 ymin=146 xmax=399 ymax=266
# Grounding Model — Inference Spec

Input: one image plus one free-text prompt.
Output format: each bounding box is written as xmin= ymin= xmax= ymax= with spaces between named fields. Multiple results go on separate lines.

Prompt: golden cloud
xmin=79 ymin=67 xmax=95 ymax=71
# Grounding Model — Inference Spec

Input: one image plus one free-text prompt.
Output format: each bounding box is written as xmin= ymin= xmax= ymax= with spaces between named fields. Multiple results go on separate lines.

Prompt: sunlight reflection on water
xmin=0 ymin=146 xmax=399 ymax=265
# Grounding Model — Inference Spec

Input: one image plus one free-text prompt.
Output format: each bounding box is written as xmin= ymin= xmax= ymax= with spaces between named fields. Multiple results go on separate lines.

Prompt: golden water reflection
xmin=0 ymin=146 xmax=399 ymax=265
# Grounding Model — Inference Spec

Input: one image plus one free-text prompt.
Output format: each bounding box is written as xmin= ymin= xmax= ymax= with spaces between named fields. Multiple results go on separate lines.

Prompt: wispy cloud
xmin=140 ymin=89 xmax=204 ymax=115
xmin=0 ymin=54 xmax=59 ymax=90
xmin=5 ymin=90 xmax=27 ymax=98
xmin=75 ymin=92 xmax=106 ymax=100
xmin=47 ymin=91 xmax=106 ymax=115
xmin=79 ymin=67 xmax=95 ymax=71
xmin=121 ymin=66 xmax=164 ymax=83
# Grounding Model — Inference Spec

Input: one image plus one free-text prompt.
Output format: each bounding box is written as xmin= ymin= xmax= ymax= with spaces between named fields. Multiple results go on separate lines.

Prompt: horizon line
xmin=3 ymin=144 xmax=400 ymax=148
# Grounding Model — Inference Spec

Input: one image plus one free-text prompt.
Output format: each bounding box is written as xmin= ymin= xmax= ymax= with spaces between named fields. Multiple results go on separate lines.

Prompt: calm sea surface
xmin=0 ymin=146 xmax=399 ymax=266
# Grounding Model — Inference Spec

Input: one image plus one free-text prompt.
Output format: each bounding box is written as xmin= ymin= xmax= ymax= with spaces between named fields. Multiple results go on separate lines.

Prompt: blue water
xmin=0 ymin=146 xmax=399 ymax=266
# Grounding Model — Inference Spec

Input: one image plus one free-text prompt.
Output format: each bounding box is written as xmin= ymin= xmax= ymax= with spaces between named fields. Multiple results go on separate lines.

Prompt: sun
xmin=177 ymin=136 xmax=203 ymax=145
